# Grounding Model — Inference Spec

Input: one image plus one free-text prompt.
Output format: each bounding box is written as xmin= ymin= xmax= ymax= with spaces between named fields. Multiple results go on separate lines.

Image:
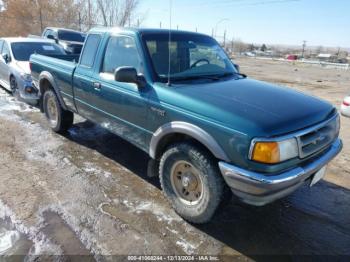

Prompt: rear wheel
xmin=159 ymin=143 xmax=225 ymax=224
xmin=43 ymin=89 xmax=73 ymax=133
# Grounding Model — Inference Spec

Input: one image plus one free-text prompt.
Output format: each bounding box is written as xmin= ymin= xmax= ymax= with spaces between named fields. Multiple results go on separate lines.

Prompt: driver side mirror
xmin=233 ymin=63 xmax=240 ymax=73
xmin=47 ymin=35 xmax=58 ymax=43
xmin=2 ymin=53 xmax=9 ymax=63
xmin=114 ymin=67 xmax=146 ymax=88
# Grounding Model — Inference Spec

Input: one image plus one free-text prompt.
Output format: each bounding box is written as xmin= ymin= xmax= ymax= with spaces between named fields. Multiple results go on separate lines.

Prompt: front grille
xmin=297 ymin=115 xmax=340 ymax=158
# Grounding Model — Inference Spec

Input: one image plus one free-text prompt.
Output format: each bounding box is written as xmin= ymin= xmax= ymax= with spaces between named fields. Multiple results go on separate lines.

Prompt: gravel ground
xmin=0 ymin=57 xmax=349 ymax=261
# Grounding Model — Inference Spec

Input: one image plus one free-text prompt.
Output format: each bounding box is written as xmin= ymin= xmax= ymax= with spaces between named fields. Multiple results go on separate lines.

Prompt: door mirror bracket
xmin=2 ymin=53 xmax=9 ymax=63
xmin=47 ymin=35 xmax=58 ymax=43
xmin=114 ymin=67 xmax=146 ymax=88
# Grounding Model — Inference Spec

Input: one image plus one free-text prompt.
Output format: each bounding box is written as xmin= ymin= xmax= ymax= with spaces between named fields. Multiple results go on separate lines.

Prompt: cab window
xmin=101 ymin=35 xmax=142 ymax=74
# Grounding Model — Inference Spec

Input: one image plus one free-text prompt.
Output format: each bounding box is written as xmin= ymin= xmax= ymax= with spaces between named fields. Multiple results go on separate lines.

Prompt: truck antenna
xmin=167 ymin=0 xmax=172 ymax=86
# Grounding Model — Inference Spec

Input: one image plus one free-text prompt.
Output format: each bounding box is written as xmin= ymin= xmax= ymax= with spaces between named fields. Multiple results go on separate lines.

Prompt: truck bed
xmin=30 ymin=54 xmax=79 ymax=110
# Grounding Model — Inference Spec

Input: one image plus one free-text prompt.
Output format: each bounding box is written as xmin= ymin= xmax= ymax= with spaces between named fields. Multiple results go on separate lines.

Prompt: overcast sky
xmin=139 ymin=0 xmax=349 ymax=48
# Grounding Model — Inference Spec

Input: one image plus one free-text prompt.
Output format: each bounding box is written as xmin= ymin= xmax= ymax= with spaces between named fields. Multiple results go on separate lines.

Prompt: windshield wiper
xmin=170 ymin=75 xmax=221 ymax=82
xmin=214 ymin=72 xmax=247 ymax=79
xmin=169 ymin=72 xmax=247 ymax=82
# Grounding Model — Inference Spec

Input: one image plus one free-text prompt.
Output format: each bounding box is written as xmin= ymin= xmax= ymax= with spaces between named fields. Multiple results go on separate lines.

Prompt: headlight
xmin=20 ymin=73 xmax=32 ymax=82
xmin=250 ymin=138 xmax=299 ymax=164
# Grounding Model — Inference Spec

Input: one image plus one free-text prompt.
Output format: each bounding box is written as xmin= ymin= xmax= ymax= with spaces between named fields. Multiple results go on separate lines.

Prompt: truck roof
xmin=0 ymin=37 xmax=56 ymax=44
xmin=44 ymin=27 xmax=84 ymax=34
xmin=89 ymin=27 xmax=209 ymax=37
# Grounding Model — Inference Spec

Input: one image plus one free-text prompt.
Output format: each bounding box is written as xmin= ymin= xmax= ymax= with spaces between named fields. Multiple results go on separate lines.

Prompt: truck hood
xmin=14 ymin=61 xmax=31 ymax=75
xmin=158 ymin=78 xmax=335 ymax=137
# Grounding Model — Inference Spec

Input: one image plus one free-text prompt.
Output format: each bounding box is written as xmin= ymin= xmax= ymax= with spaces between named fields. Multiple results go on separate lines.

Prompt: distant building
xmin=317 ymin=54 xmax=337 ymax=62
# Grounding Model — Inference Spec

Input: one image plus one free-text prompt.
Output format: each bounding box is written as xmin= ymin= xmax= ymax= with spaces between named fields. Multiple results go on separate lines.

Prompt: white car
xmin=0 ymin=37 xmax=65 ymax=104
xmin=341 ymin=95 xmax=350 ymax=117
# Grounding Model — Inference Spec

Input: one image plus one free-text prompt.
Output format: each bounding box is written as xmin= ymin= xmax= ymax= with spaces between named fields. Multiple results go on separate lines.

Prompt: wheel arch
xmin=150 ymin=122 xmax=230 ymax=162
xmin=38 ymin=71 xmax=68 ymax=111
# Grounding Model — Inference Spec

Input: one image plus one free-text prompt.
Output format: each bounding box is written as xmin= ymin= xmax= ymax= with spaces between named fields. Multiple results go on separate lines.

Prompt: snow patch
xmin=0 ymin=97 xmax=37 ymax=114
xmin=82 ymin=163 xmax=114 ymax=181
xmin=0 ymin=229 xmax=20 ymax=255
xmin=121 ymin=200 xmax=182 ymax=224
xmin=176 ymin=239 xmax=198 ymax=255
xmin=0 ymin=200 xmax=63 ymax=258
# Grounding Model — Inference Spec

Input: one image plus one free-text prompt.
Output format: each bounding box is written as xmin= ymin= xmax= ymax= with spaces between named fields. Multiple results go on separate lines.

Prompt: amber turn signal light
xmin=252 ymin=142 xmax=280 ymax=164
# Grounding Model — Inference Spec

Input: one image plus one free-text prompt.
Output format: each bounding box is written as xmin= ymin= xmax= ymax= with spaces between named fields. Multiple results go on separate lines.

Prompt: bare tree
xmin=0 ymin=0 xmax=83 ymax=36
xmin=0 ymin=0 xmax=142 ymax=37
xmin=95 ymin=0 xmax=139 ymax=27
xmin=231 ymin=39 xmax=248 ymax=55
xmin=0 ymin=0 xmax=35 ymax=37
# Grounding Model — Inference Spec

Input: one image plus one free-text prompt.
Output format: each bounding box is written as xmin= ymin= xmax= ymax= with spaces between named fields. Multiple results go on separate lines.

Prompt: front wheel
xmin=10 ymin=76 xmax=18 ymax=97
xmin=43 ymin=89 xmax=73 ymax=133
xmin=159 ymin=143 xmax=225 ymax=224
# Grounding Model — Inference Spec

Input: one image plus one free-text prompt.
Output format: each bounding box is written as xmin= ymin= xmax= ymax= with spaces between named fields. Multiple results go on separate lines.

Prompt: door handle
xmin=93 ymin=82 xmax=101 ymax=91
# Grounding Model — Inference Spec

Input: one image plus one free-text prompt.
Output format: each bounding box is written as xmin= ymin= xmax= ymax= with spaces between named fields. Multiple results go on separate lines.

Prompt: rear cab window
xmin=79 ymin=34 xmax=102 ymax=68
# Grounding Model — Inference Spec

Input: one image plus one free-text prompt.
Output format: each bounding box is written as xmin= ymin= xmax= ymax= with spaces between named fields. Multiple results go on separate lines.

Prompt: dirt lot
xmin=0 ymin=57 xmax=349 ymax=261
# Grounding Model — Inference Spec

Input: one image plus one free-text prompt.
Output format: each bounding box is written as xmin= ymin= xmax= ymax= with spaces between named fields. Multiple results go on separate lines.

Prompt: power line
xmin=186 ymin=0 xmax=301 ymax=8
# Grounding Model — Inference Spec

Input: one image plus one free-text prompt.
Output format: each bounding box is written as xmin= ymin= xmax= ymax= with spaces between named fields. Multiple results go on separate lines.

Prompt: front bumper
xmin=18 ymin=81 xmax=39 ymax=104
xmin=219 ymin=139 xmax=343 ymax=206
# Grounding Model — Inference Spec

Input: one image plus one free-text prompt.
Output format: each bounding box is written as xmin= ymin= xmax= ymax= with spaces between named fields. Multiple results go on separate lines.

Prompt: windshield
xmin=58 ymin=30 xmax=86 ymax=42
xmin=143 ymin=33 xmax=237 ymax=82
xmin=11 ymin=42 xmax=65 ymax=61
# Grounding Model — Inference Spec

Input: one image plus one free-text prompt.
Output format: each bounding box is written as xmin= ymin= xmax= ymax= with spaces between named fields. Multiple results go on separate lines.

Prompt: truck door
xmin=89 ymin=34 xmax=151 ymax=150
xmin=73 ymin=33 xmax=103 ymax=118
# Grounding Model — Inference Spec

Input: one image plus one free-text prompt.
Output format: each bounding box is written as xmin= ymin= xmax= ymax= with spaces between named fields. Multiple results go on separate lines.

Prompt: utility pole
xmin=39 ymin=7 xmax=43 ymax=32
xmin=78 ymin=12 xmax=82 ymax=31
xmin=336 ymin=47 xmax=341 ymax=59
xmin=160 ymin=22 xmax=162 ymax=28
xmin=301 ymin=40 xmax=307 ymax=59
xmin=231 ymin=37 xmax=234 ymax=53
xmin=137 ymin=19 xmax=140 ymax=27
xmin=211 ymin=28 xmax=214 ymax=37
xmin=223 ymin=30 xmax=226 ymax=49
xmin=88 ymin=0 xmax=92 ymax=29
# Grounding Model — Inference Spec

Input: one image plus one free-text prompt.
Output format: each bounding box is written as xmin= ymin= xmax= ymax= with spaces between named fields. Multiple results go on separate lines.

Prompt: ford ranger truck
xmin=30 ymin=28 xmax=342 ymax=224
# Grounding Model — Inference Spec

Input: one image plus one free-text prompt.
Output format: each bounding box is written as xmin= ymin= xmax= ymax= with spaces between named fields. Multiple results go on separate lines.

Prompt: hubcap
xmin=46 ymin=96 xmax=58 ymax=125
xmin=170 ymin=161 xmax=204 ymax=205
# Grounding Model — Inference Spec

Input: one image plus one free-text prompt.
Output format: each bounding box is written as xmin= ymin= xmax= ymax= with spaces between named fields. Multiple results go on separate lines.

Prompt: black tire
xmin=159 ymin=142 xmax=225 ymax=224
xmin=10 ymin=76 xmax=18 ymax=97
xmin=43 ymin=89 xmax=73 ymax=133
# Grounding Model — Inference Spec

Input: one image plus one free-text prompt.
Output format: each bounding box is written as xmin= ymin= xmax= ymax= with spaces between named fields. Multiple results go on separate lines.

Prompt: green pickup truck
xmin=30 ymin=27 xmax=342 ymax=223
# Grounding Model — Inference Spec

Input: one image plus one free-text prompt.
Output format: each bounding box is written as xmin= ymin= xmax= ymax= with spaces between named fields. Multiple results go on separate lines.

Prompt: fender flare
xmin=149 ymin=121 xmax=230 ymax=162
xmin=38 ymin=71 xmax=68 ymax=111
